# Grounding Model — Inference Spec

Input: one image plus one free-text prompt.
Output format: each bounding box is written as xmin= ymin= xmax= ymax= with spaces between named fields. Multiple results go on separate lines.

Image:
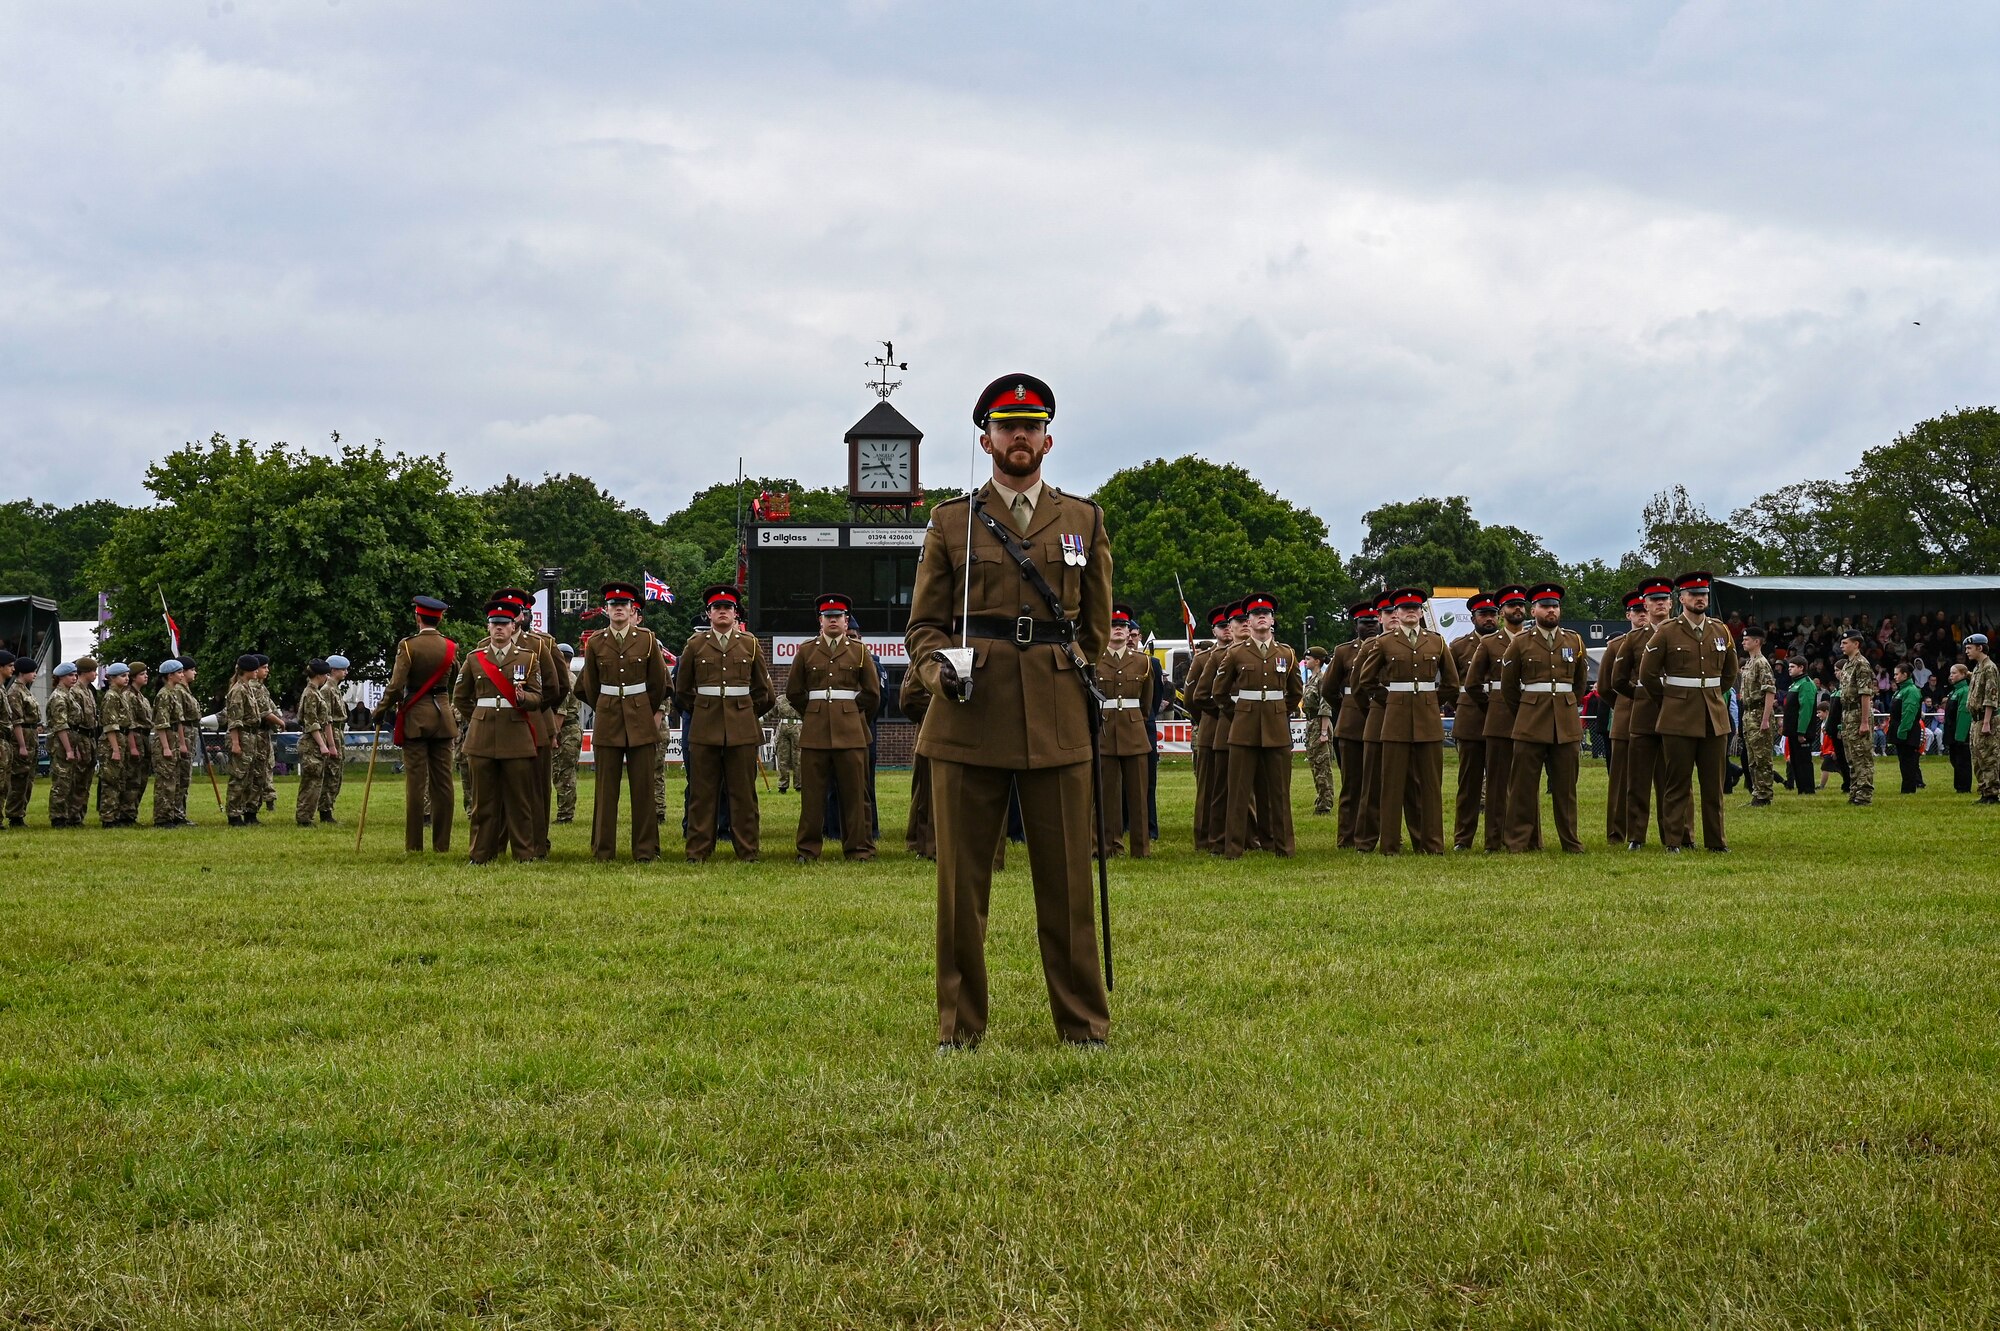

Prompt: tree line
xmin=1 ymin=406 xmax=1991 ymax=699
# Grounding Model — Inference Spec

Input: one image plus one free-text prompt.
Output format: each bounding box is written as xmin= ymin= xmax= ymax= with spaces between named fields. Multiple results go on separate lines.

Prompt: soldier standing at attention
xmin=224 ymin=656 xmax=268 ymax=826
xmin=906 ymin=372 xmax=1112 ymax=1050
xmin=1737 ymin=625 xmax=1777 ymax=806
xmin=578 ymin=582 xmax=674 ymax=861
xmin=452 ymin=600 xmax=546 ymax=863
xmin=1319 ymin=599 xmax=1377 ymax=849
xmin=1620 ymin=578 xmax=1675 ymax=848
xmin=124 ymin=662 xmax=154 ymax=824
xmin=787 ymin=592 xmax=881 ymax=862
xmin=243 ymin=655 xmax=280 ymax=814
xmin=378 ymin=596 xmax=460 ymax=852
xmin=1599 ymin=590 xmax=1647 ymax=843
xmin=151 ymin=659 xmax=196 ymax=826
xmin=1301 ymin=645 xmax=1335 ymax=816
xmin=1639 ymin=571 xmax=1740 ymax=849
xmin=1354 ymin=589 xmax=1397 ymax=852
xmin=1095 ymin=603 xmax=1157 ymax=857
xmin=901 ymin=666 xmax=936 ymax=858
xmin=1834 ymin=629 xmax=1877 ymax=807
xmin=1448 ymin=591 xmax=1498 ymax=850
xmin=490 ymin=588 xmax=569 ymax=858
xmin=1500 ymin=583 xmax=1589 ymax=852
xmin=551 ymin=643 xmax=583 ymax=822
xmin=1213 ymin=592 xmax=1303 ymax=858
xmin=5 ymin=655 xmax=36 ymax=826
xmin=1965 ymin=634 xmax=2000 ymax=803
xmin=0 ymin=653 xmax=13 ymax=822
xmin=96 ymin=662 xmax=136 ymax=827
xmin=318 ymin=656 xmax=350 ymax=821
xmin=673 ymin=584 xmax=773 ymax=861
xmin=1470 ymin=588 xmax=1527 ymax=852
xmin=45 ymin=662 xmax=83 ymax=826
xmin=1194 ymin=603 xmax=1248 ymax=851
xmin=1357 ymin=588 xmax=1461 ymax=854
xmin=768 ymin=691 xmax=803 ymax=794
xmin=1185 ymin=605 xmax=1230 ymax=851
xmin=62 ymin=658 xmax=102 ymax=828
xmin=294 ymin=660 xmax=339 ymax=826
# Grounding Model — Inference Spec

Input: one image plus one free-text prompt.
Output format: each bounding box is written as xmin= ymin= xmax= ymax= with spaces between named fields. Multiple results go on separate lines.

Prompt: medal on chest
xmin=1060 ymin=533 xmax=1086 ymax=567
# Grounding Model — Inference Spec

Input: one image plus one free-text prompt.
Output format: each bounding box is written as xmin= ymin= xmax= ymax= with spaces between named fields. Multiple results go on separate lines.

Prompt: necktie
xmin=1011 ymin=493 xmax=1032 ymax=532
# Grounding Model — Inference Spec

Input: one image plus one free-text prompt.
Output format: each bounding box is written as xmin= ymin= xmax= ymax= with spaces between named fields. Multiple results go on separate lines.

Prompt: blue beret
xmin=1968 ymin=633 xmax=1989 ymax=646
xmin=326 ymin=655 xmax=349 ymax=670
xmin=159 ymin=659 xmax=184 ymax=674
xmin=104 ymin=662 xmax=130 ymax=678
xmin=53 ymin=662 xmax=77 ymax=678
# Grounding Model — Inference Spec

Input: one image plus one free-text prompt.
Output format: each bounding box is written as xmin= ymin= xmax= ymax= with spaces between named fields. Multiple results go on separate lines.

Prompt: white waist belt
xmin=1663 ymin=675 xmax=1722 ymax=689
xmin=599 ymin=683 xmax=649 ymax=697
xmin=810 ymin=688 xmax=860 ymax=701
xmin=1519 ymin=682 xmax=1574 ymax=694
xmin=1341 ymin=687 xmax=1353 ymax=696
xmin=1234 ymin=689 xmax=1286 ymax=702
xmin=473 ymin=696 xmax=513 ymax=709
xmin=1101 ymin=697 xmax=1141 ymax=710
xmin=697 ymin=685 xmax=752 ymax=697
xmin=1386 ymin=681 xmax=1437 ymax=693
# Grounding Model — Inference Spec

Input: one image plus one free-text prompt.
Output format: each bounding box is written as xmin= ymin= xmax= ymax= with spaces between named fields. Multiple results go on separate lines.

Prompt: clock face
xmin=854 ymin=437 xmax=914 ymax=493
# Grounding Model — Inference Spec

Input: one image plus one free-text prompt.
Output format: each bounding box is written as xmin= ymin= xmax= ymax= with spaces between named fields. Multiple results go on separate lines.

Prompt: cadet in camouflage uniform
xmin=0 ymin=653 xmax=13 ymax=821
xmin=551 ymin=643 xmax=583 ymax=821
xmin=124 ymin=662 xmax=155 ymax=823
xmin=1835 ymin=630 xmax=1876 ymax=806
xmin=247 ymin=655 xmax=280 ymax=812
xmin=1301 ymin=645 xmax=1336 ymax=814
xmin=45 ymin=662 xmax=86 ymax=826
xmin=6 ymin=656 xmax=39 ymax=826
xmin=318 ymin=656 xmax=350 ymax=820
xmin=225 ymin=655 xmax=277 ymax=824
xmin=767 ymin=691 xmax=803 ymax=793
xmin=294 ymin=660 xmax=339 ymax=825
xmin=152 ymin=659 xmax=198 ymax=826
xmin=96 ymin=662 xmax=138 ymax=826
xmin=1737 ymin=625 xmax=1777 ymax=806
xmin=60 ymin=658 xmax=101 ymax=826
xmin=1966 ymin=633 xmax=2000 ymax=803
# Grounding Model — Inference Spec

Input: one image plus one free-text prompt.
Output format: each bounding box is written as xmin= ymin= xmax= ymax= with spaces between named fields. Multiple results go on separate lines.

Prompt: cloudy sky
xmin=4 ymin=1 xmax=1996 ymax=561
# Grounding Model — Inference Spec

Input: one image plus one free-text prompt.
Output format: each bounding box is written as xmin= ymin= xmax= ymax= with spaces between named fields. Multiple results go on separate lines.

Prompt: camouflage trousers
xmin=154 ymin=734 xmax=192 ymax=824
xmin=97 ymin=744 xmax=146 ymax=824
xmin=227 ymin=733 xmax=268 ymax=817
xmin=1841 ymin=719 xmax=1874 ymax=803
xmin=775 ymin=724 xmax=801 ymax=792
xmin=1744 ymin=723 xmax=1775 ymax=801
xmin=49 ymin=736 xmax=96 ymax=825
xmin=1305 ymin=734 xmax=1335 ymax=814
xmin=553 ymin=728 xmax=582 ymax=820
xmin=296 ymin=744 xmax=335 ymax=824
xmin=7 ymin=744 xmax=36 ymax=822
xmin=1974 ymin=728 xmax=2000 ymax=800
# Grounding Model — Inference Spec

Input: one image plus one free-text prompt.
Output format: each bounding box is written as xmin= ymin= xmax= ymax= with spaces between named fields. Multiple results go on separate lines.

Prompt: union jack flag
xmin=643 ymin=572 xmax=673 ymax=603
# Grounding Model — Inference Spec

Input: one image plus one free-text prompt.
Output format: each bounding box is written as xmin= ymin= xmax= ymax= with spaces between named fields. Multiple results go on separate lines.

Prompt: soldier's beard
xmin=994 ymin=441 xmax=1046 ymax=479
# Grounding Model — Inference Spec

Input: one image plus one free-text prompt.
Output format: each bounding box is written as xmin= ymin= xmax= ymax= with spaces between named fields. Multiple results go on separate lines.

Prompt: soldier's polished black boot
xmin=319 ymin=811 xmax=336 ymax=824
xmin=227 ymin=814 xmax=244 ymax=826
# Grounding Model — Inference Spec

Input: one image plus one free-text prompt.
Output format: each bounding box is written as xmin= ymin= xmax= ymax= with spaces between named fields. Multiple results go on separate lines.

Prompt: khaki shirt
xmin=786 ymin=635 xmax=881 ymax=750
xmin=579 ymin=626 xmax=673 ymax=747
xmin=379 ymin=629 xmax=459 ymax=742
xmin=1212 ymin=639 xmax=1303 ymax=748
xmin=1501 ymin=627 xmax=1589 ymax=743
xmin=1639 ymin=616 xmax=1740 ymax=739
xmin=451 ymin=642 xmax=545 ymax=759
xmin=673 ymin=629 xmax=774 ymax=748
xmin=1356 ymin=628 xmax=1461 ymax=742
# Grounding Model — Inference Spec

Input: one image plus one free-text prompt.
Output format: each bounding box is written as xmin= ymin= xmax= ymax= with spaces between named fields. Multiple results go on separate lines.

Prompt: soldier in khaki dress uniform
xmin=906 ymin=372 xmax=1111 ymax=1049
xmin=1619 ymin=577 xmax=1675 ymax=848
xmin=1184 ymin=605 xmax=1229 ymax=850
xmin=1355 ymin=589 xmax=1399 ymax=852
xmin=577 ymin=582 xmax=674 ymax=860
xmin=377 ymin=596 xmax=461 ymax=852
xmin=1599 ymin=589 xmax=1647 ymax=843
xmin=674 ymin=584 xmax=774 ymax=862
xmin=1448 ymin=591 xmax=1499 ymax=850
xmin=787 ymin=592 xmax=882 ymax=861
xmin=1356 ymin=587 xmax=1461 ymax=854
xmin=1318 ymin=599 xmax=1378 ymax=850
xmin=490 ymin=587 xmax=570 ymax=857
xmin=1189 ymin=604 xmax=1243 ymax=852
xmin=451 ymin=601 xmax=546 ymax=863
xmin=1212 ymin=591 xmax=1303 ymax=858
xmin=1469 ymin=587 xmax=1527 ymax=851
xmin=1638 ymin=571 xmax=1740 ymax=850
xmin=1500 ymin=583 xmax=1589 ymax=852
xmin=1095 ymin=604 xmax=1156 ymax=858
xmin=1737 ymin=624 xmax=1778 ymax=806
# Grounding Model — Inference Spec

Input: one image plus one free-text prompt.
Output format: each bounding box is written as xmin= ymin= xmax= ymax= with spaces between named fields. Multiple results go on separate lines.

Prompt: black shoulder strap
xmin=969 ymin=494 xmax=1070 ymax=626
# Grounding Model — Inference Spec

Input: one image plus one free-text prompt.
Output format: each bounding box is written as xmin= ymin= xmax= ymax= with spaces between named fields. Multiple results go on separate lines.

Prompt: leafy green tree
xmin=1555 ymin=558 xmax=1636 ymax=620
xmin=1627 ymin=484 xmax=1744 ymax=578
xmin=86 ymin=436 xmax=524 ymax=703
xmin=1854 ymin=406 xmax=2000 ymax=572
xmin=1091 ymin=457 xmax=1351 ymax=642
xmin=0 ymin=498 xmax=135 ymax=617
xmin=1347 ymin=496 xmax=1560 ymax=593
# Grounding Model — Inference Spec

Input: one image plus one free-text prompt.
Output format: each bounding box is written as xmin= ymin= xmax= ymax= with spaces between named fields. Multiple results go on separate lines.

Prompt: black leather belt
xmin=956 ymin=616 xmax=1077 ymax=646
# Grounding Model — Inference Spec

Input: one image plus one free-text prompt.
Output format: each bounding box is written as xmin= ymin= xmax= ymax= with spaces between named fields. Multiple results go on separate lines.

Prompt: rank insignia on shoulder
xmin=1061 ymin=533 xmax=1086 ymax=566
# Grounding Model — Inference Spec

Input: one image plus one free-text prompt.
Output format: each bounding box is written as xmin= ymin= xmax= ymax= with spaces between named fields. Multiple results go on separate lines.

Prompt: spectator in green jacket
xmin=1782 ymin=658 xmax=1819 ymax=796
xmin=1891 ymin=663 xmax=1925 ymax=794
xmin=1945 ymin=663 xmax=1973 ymax=794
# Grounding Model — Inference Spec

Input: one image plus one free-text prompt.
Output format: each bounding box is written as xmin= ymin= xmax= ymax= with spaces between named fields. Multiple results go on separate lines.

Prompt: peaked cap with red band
xmin=1390 ymin=587 xmax=1428 ymax=608
xmin=815 ymin=592 xmax=853 ymax=615
xmin=1244 ymin=593 xmax=1277 ymax=614
xmin=483 ymin=600 xmax=519 ymax=622
xmin=1207 ymin=603 xmax=1231 ymax=628
xmin=493 ymin=587 xmax=533 ymax=607
xmin=1528 ymin=582 xmax=1566 ymax=604
xmin=1638 ymin=577 xmax=1674 ymax=597
xmin=1674 ymin=570 xmax=1713 ymax=591
xmin=702 ymin=584 xmax=743 ymax=609
xmin=412 ymin=595 xmax=449 ymax=618
xmin=1467 ymin=591 xmax=1497 ymax=612
xmin=1228 ymin=600 xmax=1248 ymax=622
xmin=1348 ymin=599 xmax=1379 ymax=619
xmin=1494 ymin=584 xmax=1529 ymax=606
xmin=1111 ymin=603 xmax=1135 ymax=625
xmin=1623 ymin=589 xmax=1647 ymax=610
xmin=600 ymin=581 xmax=641 ymax=604
xmin=1373 ymin=590 xmax=1395 ymax=612
xmin=974 ymin=373 xmax=1055 ymax=427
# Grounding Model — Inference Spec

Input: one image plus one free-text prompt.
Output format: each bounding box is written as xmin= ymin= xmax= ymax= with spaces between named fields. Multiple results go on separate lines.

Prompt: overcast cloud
xmin=4 ymin=1 xmax=1996 ymax=560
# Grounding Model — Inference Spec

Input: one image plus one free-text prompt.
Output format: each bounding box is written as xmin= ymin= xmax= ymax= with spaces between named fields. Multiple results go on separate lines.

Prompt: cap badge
xmin=1014 ymin=384 xmax=1027 ymax=401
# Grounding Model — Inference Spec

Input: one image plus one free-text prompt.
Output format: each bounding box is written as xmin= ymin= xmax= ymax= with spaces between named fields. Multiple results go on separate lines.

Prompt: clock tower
xmin=844 ymin=398 xmax=924 ymax=516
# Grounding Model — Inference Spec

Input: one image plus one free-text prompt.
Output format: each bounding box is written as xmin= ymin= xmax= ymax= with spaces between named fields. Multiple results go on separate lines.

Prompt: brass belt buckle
xmin=1015 ymin=616 xmax=1034 ymax=645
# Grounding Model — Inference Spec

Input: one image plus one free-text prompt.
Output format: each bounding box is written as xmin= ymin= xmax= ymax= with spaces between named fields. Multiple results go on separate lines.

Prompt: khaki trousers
xmin=1197 ymin=745 xmax=1229 ymax=851
xmin=1224 ymin=744 xmax=1293 ymax=857
xmin=402 ymin=737 xmax=454 ymax=851
xmin=468 ymin=754 xmax=539 ymax=862
xmin=685 ymin=742 xmax=757 ymax=860
xmin=906 ymin=754 xmax=935 ymax=857
xmin=592 ymin=741 xmax=661 ymax=861
xmin=1505 ymin=738 xmax=1581 ymax=852
xmin=1452 ymin=737 xmax=1485 ymax=849
xmin=1355 ymin=739 xmax=1383 ymax=852
xmin=1377 ymin=740 xmax=1443 ymax=854
xmin=1335 ymin=737 xmax=1365 ymax=849
xmin=1483 ymin=734 xmax=1538 ymax=851
xmin=1099 ymin=751 xmax=1151 ymax=858
xmin=932 ymin=758 xmax=1109 ymax=1046
xmin=1622 ymin=732 xmax=1667 ymax=845
xmin=798 ymin=746 xmax=874 ymax=859
xmin=1660 ymin=733 xmax=1728 ymax=848
xmin=1605 ymin=737 xmax=1628 ymax=843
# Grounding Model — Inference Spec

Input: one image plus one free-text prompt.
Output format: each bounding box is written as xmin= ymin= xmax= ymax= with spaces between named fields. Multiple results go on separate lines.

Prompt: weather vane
xmin=865 ymin=340 xmax=908 ymax=400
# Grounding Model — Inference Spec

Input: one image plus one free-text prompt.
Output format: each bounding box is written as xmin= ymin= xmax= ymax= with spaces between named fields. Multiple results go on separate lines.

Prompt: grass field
xmin=3 ymin=756 xmax=1997 ymax=1328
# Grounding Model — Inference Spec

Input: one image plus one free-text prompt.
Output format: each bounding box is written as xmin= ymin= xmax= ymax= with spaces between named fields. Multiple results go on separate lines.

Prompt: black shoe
xmin=264 ymin=798 xmax=276 ymax=812
xmin=1707 ymin=845 xmax=1729 ymax=853
xmin=1749 ymin=797 xmax=1771 ymax=807
xmin=1666 ymin=845 xmax=1685 ymax=853
xmin=7 ymin=817 xmax=20 ymax=827
xmin=555 ymin=815 xmax=573 ymax=823
xmin=244 ymin=811 xmax=260 ymax=824
xmin=1627 ymin=840 xmax=1645 ymax=851
xmin=228 ymin=815 xmax=244 ymax=827
xmin=1980 ymin=796 xmax=1999 ymax=805
xmin=320 ymin=812 xmax=336 ymax=824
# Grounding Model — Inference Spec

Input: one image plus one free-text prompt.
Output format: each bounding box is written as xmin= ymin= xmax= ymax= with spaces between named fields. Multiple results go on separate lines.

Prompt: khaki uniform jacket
xmin=1638 ymin=616 xmax=1740 ymax=738
xmin=1357 ymin=628 xmax=1461 ymax=742
xmin=577 ymin=626 xmax=672 ymax=747
xmin=1600 ymin=631 xmax=1634 ymax=740
xmin=1836 ymin=654 xmax=1876 ymax=719
xmin=1468 ymin=629 xmax=1519 ymax=738
xmin=1213 ymin=639 xmax=1303 ymax=747
xmin=1449 ymin=631 xmax=1490 ymax=742
xmin=905 ymin=482 xmax=1112 ymax=770
xmin=1501 ymin=627 xmax=1589 ymax=743
xmin=1323 ymin=639 xmax=1369 ymax=742
xmin=1738 ymin=653 xmax=1777 ymax=726
xmin=71 ymin=683 xmax=99 ymax=736
xmin=224 ymin=681 xmax=262 ymax=734
xmin=673 ymin=629 xmax=774 ymax=748
xmin=380 ymin=629 xmax=460 ymax=741
xmin=451 ymin=642 xmax=545 ymax=759
xmin=786 ymin=635 xmax=882 ymax=750
xmin=473 ymin=629 xmax=566 ymax=745
xmin=1617 ymin=624 xmax=1665 ymax=736
xmin=44 ymin=687 xmax=73 ymax=737
xmin=1187 ymin=647 xmax=1224 ymax=751
xmin=1094 ymin=649 xmax=1156 ymax=758
xmin=898 ymin=662 xmax=931 ymax=727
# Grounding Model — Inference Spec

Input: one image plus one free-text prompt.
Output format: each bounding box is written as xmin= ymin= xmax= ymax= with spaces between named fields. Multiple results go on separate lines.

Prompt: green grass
xmin=2 ymin=757 xmax=1997 ymax=1328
